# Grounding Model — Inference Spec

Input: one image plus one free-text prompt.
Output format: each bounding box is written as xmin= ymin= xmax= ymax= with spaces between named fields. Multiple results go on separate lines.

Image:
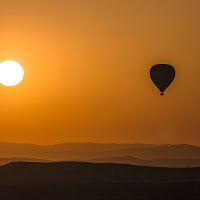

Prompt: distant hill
xmin=0 ymin=142 xmax=166 ymax=152
xmin=0 ymin=142 xmax=199 ymax=161
xmin=0 ymin=161 xmax=200 ymax=185
xmin=104 ymin=144 xmax=200 ymax=160
xmin=0 ymin=142 xmax=168 ymax=160
xmin=88 ymin=155 xmax=200 ymax=168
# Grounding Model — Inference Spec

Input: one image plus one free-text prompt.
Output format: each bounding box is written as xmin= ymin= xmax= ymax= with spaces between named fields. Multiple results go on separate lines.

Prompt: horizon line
xmin=0 ymin=141 xmax=198 ymax=147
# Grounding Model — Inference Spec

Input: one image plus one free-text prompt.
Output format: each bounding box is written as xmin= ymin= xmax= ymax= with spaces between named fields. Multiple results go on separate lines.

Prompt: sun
xmin=0 ymin=60 xmax=24 ymax=86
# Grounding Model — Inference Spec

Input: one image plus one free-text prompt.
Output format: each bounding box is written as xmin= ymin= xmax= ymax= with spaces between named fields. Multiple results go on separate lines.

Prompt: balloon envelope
xmin=150 ymin=64 xmax=175 ymax=95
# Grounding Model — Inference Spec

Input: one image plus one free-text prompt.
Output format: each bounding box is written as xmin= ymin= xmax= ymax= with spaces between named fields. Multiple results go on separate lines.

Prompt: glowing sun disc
xmin=0 ymin=60 xmax=24 ymax=86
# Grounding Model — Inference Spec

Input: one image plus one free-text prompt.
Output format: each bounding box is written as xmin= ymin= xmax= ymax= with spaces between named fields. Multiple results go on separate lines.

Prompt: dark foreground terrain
xmin=1 ymin=182 xmax=200 ymax=200
xmin=1 ymin=162 xmax=200 ymax=199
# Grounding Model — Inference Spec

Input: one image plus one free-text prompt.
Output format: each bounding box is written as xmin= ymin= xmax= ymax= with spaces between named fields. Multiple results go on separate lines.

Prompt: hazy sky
xmin=0 ymin=0 xmax=200 ymax=145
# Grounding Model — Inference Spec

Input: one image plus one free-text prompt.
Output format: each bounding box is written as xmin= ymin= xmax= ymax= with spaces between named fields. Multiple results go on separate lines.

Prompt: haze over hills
xmin=88 ymin=156 xmax=200 ymax=168
xmin=0 ymin=143 xmax=200 ymax=197
xmin=108 ymin=144 xmax=200 ymax=160
xmin=0 ymin=142 xmax=166 ymax=153
xmin=0 ymin=142 xmax=200 ymax=161
xmin=0 ymin=142 xmax=169 ymax=160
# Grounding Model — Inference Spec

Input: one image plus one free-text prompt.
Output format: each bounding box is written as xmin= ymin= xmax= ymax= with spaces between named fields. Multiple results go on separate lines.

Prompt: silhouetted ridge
xmin=0 ymin=161 xmax=200 ymax=185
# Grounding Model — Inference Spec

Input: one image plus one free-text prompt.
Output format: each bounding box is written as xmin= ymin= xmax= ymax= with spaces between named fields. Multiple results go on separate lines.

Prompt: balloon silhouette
xmin=150 ymin=64 xmax=175 ymax=95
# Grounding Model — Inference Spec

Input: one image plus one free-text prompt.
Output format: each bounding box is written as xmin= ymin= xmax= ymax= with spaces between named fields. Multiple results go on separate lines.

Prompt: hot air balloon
xmin=150 ymin=64 xmax=175 ymax=95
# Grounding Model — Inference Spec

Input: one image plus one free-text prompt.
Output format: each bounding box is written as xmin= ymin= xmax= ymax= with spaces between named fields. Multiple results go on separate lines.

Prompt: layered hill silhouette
xmin=0 ymin=143 xmax=200 ymax=167
xmin=88 ymin=155 xmax=200 ymax=168
xmin=1 ymin=161 xmax=200 ymax=185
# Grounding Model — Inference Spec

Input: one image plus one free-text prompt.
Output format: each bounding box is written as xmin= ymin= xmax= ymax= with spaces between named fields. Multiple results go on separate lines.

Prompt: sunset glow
xmin=0 ymin=0 xmax=200 ymax=145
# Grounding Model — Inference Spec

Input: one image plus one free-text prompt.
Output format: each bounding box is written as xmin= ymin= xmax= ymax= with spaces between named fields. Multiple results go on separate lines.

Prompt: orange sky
xmin=0 ymin=0 xmax=200 ymax=145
